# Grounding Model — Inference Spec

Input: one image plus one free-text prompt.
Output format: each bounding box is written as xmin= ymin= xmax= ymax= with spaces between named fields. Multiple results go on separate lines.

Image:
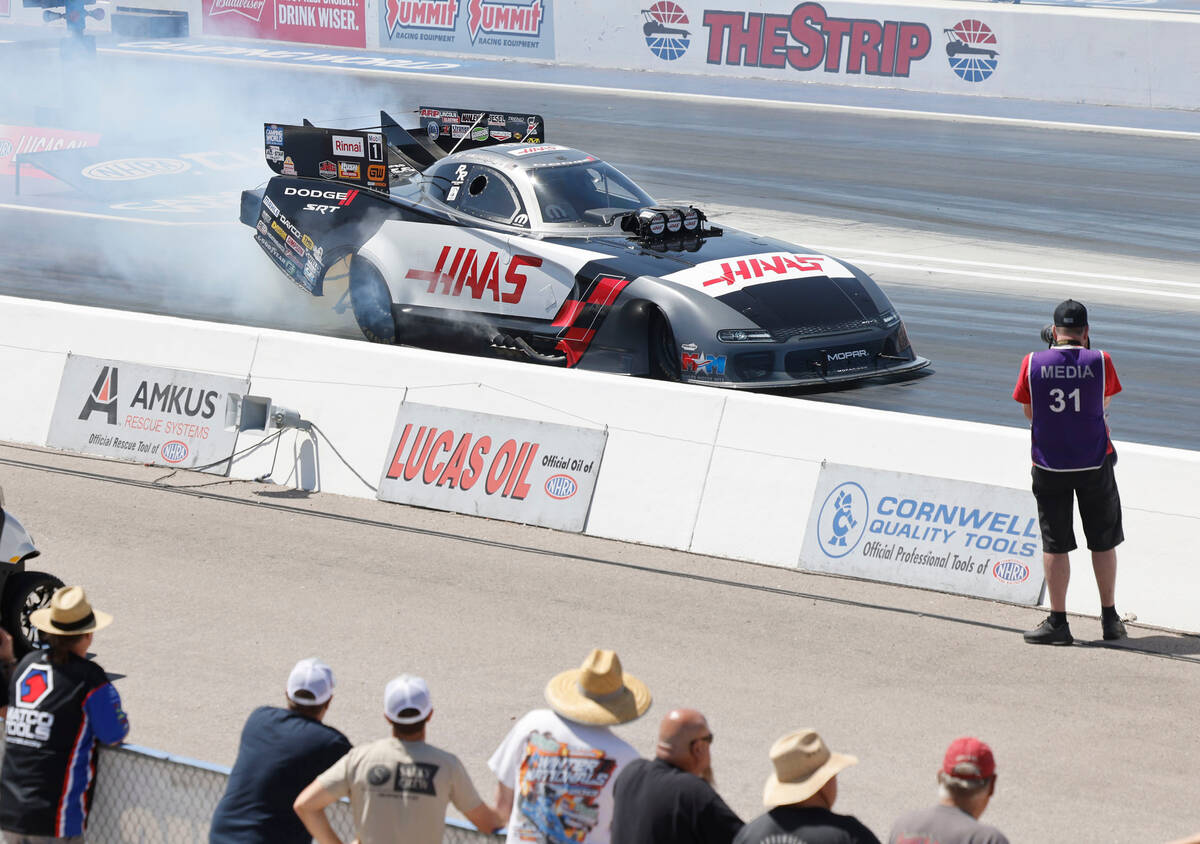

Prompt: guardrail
xmin=0 ymin=738 xmax=500 ymax=842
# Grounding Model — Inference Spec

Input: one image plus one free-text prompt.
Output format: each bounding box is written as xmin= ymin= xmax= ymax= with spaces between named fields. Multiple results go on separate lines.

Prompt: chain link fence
xmin=1 ymin=739 xmax=501 ymax=843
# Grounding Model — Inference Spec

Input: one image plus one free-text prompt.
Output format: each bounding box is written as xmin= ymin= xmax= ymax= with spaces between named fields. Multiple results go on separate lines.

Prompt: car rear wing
xmin=263 ymin=107 xmax=546 ymax=191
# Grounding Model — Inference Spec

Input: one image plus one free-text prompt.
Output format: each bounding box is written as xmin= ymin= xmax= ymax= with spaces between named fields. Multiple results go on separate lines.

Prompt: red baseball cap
xmin=942 ymin=737 xmax=995 ymax=780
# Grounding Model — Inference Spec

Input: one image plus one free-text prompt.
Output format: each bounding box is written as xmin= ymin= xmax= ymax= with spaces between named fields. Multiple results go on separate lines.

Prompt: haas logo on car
xmin=405 ymin=246 xmax=542 ymax=304
xmin=284 ymin=187 xmax=358 ymax=205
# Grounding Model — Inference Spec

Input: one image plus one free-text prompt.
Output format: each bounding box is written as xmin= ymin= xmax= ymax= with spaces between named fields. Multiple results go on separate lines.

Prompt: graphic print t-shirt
xmin=488 ymin=709 xmax=640 ymax=844
xmin=317 ymin=736 xmax=483 ymax=844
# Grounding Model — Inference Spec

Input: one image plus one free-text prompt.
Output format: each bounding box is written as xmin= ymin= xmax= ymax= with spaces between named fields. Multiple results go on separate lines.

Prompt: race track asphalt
xmin=3 ymin=442 xmax=1199 ymax=843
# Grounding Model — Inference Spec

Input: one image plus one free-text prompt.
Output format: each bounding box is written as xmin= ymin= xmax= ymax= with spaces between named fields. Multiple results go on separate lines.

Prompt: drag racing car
xmin=240 ymin=107 xmax=929 ymax=388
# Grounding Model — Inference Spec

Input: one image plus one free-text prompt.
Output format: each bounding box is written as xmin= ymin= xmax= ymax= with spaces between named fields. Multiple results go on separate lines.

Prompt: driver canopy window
xmin=531 ymin=162 xmax=653 ymax=225
xmin=446 ymin=164 xmax=527 ymax=227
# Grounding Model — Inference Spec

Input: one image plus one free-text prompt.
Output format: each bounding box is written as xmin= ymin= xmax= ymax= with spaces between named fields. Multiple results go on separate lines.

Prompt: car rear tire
xmin=348 ymin=254 xmax=396 ymax=344
xmin=649 ymin=310 xmax=681 ymax=381
xmin=2 ymin=571 xmax=65 ymax=657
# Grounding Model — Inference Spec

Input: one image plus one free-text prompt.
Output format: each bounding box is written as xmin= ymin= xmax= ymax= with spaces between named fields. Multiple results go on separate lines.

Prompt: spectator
xmin=611 ymin=707 xmax=743 ymax=844
xmin=489 ymin=648 xmax=650 ymax=844
xmin=734 ymin=729 xmax=880 ymax=844
xmin=888 ymin=737 xmax=1009 ymax=844
xmin=294 ymin=673 xmax=502 ymax=844
xmin=0 ymin=586 xmax=129 ymax=841
xmin=1014 ymin=298 xmax=1127 ymax=645
xmin=209 ymin=657 xmax=352 ymax=843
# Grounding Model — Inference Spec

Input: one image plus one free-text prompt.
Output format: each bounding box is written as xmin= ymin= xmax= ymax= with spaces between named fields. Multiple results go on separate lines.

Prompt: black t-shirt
xmin=209 ymin=705 xmax=351 ymax=844
xmin=0 ymin=650 xmax=130 ymax=837
xmin=734 ymin=805 xmax=882 ymax=844
xmin=611 ymin=757 xmax=744 ymax=844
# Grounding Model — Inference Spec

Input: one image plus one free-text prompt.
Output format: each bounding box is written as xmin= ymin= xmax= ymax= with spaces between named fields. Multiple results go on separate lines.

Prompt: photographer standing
xmin=1013 ymin=299 xmax=1127 ymax=645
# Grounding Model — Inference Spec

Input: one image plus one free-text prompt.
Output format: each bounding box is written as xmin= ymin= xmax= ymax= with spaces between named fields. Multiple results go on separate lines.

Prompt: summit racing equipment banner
xmin=201 ymin=0 xmax=366 ymax=48
xmin=46 ymin=355 xmax=249 ymax=473
xmin=377 ymin=403 xmax=606 ymax=532
xmin=380 ymin=0 xmax=555 ymax=60
xmin=800 ymin=463 xmax=1045 ymax=604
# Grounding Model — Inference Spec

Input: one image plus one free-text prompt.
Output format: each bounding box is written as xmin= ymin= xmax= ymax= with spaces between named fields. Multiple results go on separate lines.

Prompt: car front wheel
xmin=649 ymin=310 xmax=682 ymax=381
xmin=2 ymin=571 xmax=65 ymax=657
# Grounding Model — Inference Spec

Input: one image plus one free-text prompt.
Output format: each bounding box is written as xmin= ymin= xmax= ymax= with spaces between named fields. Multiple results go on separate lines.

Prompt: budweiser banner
xmin=202 ymin=0 xmax=366 ymax=47
xmin=381 ymin=0 xmax=555 ymax=59
xmin=46 ymin=355 xmax=250 ymax=473
xmin=800 ymin=462 xmax=1046 ymax=604
xmin=377 ymin=402 xmax=607 ymax=532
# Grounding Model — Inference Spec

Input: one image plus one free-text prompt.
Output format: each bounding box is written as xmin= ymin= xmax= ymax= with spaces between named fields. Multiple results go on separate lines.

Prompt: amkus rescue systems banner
xmin=381 ymin=0 xmax=555 ymax=60
xmin=202 ymin=0 xmax=366 ymax=47
xmin=800 ymin=463 xmax=1045 ymax=604
xmin=377 ymin=403 xmax=606 ymax=532
xmin=46 ymin=355 xmax=249 ymax=473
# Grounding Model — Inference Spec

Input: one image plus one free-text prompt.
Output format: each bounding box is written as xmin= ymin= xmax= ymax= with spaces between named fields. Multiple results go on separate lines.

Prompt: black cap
xmin=1053 ymin=299 xmax=1088 ymax=328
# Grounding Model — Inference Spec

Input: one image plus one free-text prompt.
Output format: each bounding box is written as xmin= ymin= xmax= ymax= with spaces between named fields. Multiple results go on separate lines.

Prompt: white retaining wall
xmin=2 ymin=295 xmax=1197 ymax=634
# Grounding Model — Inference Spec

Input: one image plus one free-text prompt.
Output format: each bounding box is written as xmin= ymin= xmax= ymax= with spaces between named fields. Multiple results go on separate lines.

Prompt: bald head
xmin=656 ymin=709 xmax=713 ymax=776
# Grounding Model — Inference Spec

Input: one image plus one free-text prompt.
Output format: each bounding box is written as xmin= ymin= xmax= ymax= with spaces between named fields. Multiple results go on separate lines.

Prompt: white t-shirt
xmin=488 ymin=709 xmax=640 ymax=844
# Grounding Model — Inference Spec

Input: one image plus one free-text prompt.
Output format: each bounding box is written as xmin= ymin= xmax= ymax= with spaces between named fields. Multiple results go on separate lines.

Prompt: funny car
xmin=239 ymin=107 xmax=929 ymax=388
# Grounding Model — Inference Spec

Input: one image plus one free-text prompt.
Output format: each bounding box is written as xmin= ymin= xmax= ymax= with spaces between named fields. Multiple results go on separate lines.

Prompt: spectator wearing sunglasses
xmin=611 ymin=708 xmax=743 ymax=844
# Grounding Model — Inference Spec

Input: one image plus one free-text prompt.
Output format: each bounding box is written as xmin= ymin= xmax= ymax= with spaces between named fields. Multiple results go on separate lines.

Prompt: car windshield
xmin=529 ymin=161 xmax=654 ymax=225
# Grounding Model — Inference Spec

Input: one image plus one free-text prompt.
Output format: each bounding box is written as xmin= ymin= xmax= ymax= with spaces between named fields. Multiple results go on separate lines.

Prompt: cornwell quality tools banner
xmin=46 ymin=355 xmax=249 ymax=472
xmin=800 ymin=462 xmax=1045 ymax=604
xmin=377 ymin=402 xmax=606 ymax=532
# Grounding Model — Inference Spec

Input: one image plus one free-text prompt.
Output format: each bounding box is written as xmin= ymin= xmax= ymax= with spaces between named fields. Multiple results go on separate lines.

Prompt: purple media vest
xmin=1028 ymin=346 xmax=1109 ymax=471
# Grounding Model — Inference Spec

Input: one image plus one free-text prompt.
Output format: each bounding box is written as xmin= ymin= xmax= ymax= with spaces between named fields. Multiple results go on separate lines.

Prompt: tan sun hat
xmin=763 ymin=729 xmax=858 ymax=808
xmin=29 ymin=586 xmax=113 ymax=636
xmin=544 ymin=648 xmax=651 ymax=726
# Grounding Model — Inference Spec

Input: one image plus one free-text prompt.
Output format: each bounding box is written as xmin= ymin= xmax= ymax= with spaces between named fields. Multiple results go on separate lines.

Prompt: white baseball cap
xmin=287 ymin=658 xmax=335 ymax=706
xmin=385 ymin=674 xmax=432 ymax=724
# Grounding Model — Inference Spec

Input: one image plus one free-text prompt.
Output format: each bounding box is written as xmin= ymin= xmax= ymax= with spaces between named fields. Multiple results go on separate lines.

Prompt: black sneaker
xmin=1024 ymin=616 xmax=1074 ymax=645
xmin=1102 ymin=616 xmax=1128 ymax=641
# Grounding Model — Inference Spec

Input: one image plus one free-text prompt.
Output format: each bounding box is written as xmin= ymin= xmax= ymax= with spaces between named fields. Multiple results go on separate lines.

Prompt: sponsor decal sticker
xmin=285 ymin=187 xmax=359 ymax=204
xmin=471 ymin=125 xmax=489 ymax=141
xmin=265 ymin=145 xmax=285 ymax=163
xmin=319 ymin=159 xmax=338 ymax=178
xmin=338 ymin=161 xmax=361 ymax=179
xmin=332 ymin=134 xmax=364 ymax=157
xmin=282 ymin=156 xmax=297 ymax=175
xmin=490 ymin=130 xmax=512 ymax=141
xmin=265 ymin=124 xmax=284 ymax=145
xmin=425 ymin=120 xmax=440 ymax=140
xmin=367 ymin=163 xmax=387 ymax=182
xmin=682 ymin=350 xmax=727 ymax=376
xmin=301 ymin=234 xmax=315 ymax=250
xmin=82 ymin=158 xmax=191 ymax=181
xmin=285 ymin=235 xmax=305 ymax=257
xmin=505 ymin=143 xmax=565 ymax=157
xmin=405 ymin=246 xmax=541 ymax=304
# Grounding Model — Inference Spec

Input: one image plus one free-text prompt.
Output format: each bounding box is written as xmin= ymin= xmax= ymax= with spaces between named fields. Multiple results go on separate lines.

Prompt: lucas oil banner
xmin=377 ymin=402 xmax=606 ymax=532
xmin=46 ymin=355 xmax=249 ymax=473
xmin=800 ymin=462 xmax=1045 ymax=604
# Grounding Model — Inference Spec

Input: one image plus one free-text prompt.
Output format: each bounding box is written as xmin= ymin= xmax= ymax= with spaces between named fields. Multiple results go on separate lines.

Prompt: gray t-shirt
xmin=888 ymin=804 xmax=1010 ymax=844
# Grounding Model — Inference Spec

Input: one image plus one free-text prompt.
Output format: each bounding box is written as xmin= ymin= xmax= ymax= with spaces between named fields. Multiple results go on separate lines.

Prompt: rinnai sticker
xmin=332 ymin=134 xmax=364 ymax=157
xmin=381 ymin=0 xmax=554 ymax=58
xmin=377 ymin=402 xmax=607 ymax=532
xmin=665 ymin=251 xmax=855 ymax=294
xmin=202 ymin=0 xmax=366 ymax=48
xmin=799 ymin=463 xmax=1045 ymax=605
xmin=703 ymin=3 xmax=932 ymax=77
xmin=46 ymin=355 xmax=249 ymax=473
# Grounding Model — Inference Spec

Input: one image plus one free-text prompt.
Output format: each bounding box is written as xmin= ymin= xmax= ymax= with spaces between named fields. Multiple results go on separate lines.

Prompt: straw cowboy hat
xmin=763 ymin=729 xmax=858 ymax=808
xmin=544 ymin=648 xmax=651 ymax=726
xmin=30 ymin=586 xmax=113 ymax=636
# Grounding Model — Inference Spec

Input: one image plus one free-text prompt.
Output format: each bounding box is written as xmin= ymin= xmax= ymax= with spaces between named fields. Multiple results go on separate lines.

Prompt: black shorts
xmin=1031 ymin=453 xmax=1124 ymax=554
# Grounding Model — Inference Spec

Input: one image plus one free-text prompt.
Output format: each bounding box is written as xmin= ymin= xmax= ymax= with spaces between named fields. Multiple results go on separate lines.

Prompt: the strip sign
xmin=800 ymin=462 xmax=1045 ymax=604
xmin=377 ymin=402 xmax=606 ymax=532
xmin=46 ymin=355 xmax=249 ymax=473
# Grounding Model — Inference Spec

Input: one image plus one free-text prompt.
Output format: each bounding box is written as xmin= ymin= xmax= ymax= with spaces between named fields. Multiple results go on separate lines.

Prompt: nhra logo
xmin=817 ymin=481 xmax=869 ymax=558
xmin=992 ymin=558 xmax=1030 ymax=584
xmin=161 ymin=440 xmax=189 ymax=464
xmin=467 ymin=0 xmax=544 ymax=43
xmin=82 ymin=158 xmax=191 ymax=181
xmin=17 ymin=664 xmax=53 ymax=708
xmin=79 ymin=366 xmax=119 ymax=426
xmin=945 ymin=19 xmax=998 ymax=82
xmin=544 ymin=474 xmax=578 ymax=500
xmin=642 ymin=2 xmax=691 ymax=61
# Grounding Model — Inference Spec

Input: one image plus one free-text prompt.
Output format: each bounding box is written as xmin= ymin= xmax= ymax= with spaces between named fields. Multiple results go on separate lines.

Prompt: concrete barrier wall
xmin=2 ymin=295 xmax=1197 ymax=633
